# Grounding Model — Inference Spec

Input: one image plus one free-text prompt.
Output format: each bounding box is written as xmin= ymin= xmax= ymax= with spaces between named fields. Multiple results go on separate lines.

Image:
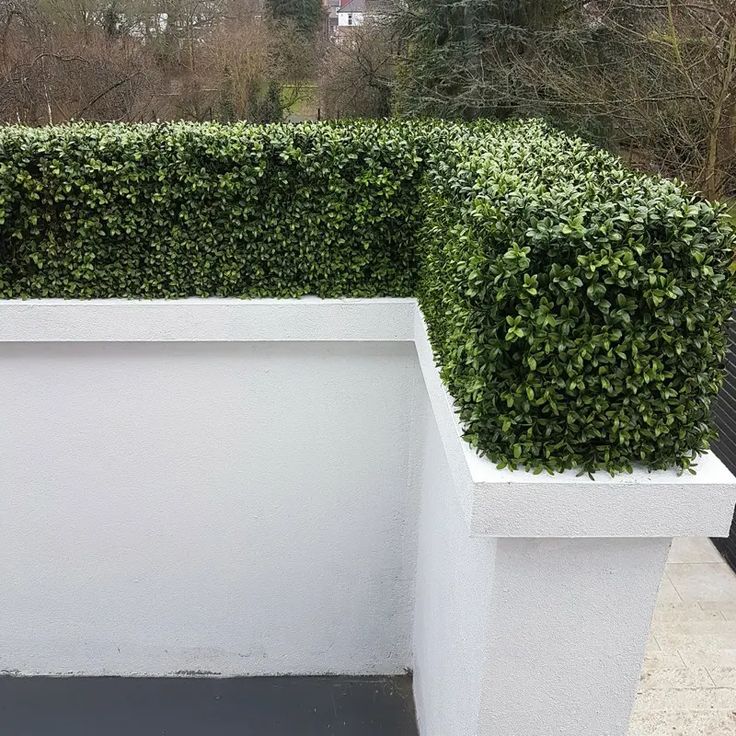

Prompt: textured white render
xmin=475 ymin=537 xmax=672 ymax=736
xmin=0 ymin=322 xmax=419 ymax=676
xmin=2 ymin=298 xmax=735 ymax=736
xmin=410 ymin=306 xmax=736 ymax=735
xmin=0 ymin=297 xmax=416 ymax=343
xmin=411 ymin=393 xmax=496 ymax=736
xmin=410 ymin=332 xmax=675 ymax=736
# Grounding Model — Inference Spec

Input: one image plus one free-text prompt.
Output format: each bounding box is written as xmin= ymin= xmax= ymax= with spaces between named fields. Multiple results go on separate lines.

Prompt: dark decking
xmin=0 ymin=675 xmax=418 ymax=736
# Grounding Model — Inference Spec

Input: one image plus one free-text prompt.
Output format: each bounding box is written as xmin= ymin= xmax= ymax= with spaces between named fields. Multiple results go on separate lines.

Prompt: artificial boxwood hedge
xmin=0 ymin=119 xmax=733 ymax=474
xmin=419 ymin=121 xmax=736 ymax=474
xmin=0 ymin=123 xmax=425 ymax=298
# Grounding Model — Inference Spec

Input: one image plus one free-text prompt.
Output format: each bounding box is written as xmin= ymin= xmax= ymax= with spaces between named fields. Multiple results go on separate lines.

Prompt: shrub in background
xmin=0 ymin=119 xmax=733 ymax=474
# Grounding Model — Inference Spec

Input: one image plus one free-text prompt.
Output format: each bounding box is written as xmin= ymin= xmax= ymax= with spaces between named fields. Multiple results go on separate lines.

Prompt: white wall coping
xmin=0 ymin=298 xmax=417 ymax=343
xmin=3 ymin=297 xmax=735 ymax=538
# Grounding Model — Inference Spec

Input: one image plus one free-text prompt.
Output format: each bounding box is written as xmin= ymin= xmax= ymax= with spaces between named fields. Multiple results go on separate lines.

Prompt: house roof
xmin=337 ymin=0 xmax=366 ymax=13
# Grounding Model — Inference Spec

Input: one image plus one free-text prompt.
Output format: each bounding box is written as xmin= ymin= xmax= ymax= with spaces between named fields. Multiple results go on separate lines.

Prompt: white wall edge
xmin=0 ymin=298 xmax=417 ymax=343
xmin=412 ymin=308 xmax=478 ymax=527
xmin=4 ymin=297 xmax=735 ymax=538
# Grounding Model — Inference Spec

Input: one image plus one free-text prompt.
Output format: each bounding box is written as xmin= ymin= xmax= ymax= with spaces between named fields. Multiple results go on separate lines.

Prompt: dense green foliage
xmin=419 ymin=121 xmax=736 ymax=473
xmin=0 ymin=119 xmax=733 ymax=474
xmin=0 ymin=123 xmax=423 ymax=298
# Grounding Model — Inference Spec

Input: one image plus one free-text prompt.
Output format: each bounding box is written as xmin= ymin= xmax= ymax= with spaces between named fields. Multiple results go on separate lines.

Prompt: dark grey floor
xmin=0 ymin=676 xmax=418 ymax=736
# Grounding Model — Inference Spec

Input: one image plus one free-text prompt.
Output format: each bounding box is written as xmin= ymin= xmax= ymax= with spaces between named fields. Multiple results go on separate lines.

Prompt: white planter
xmin=2 ymin=298 xmax=734 ymax=736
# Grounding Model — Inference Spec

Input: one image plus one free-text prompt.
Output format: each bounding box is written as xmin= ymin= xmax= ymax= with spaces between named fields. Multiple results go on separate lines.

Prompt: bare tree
xmin=506 ymin=0 xmax=736 ymax=198
xmin=320 ymin=21 xmax=394 ymax=118
xmin=0 ymin=0 xmax=316 ymax=124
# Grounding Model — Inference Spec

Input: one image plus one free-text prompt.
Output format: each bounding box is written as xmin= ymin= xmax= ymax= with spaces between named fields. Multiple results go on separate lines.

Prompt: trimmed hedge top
xmin=1 ymin=119 xmax=734 ymax=474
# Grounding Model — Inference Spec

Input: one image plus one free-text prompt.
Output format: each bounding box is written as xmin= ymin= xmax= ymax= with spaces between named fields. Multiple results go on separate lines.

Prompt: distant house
xmin=336 ymin=0 xmax=366 ymax=30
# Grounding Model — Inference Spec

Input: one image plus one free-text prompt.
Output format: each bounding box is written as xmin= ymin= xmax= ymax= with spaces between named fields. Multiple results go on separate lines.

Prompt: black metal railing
xmin=712 ymin=315 xmax=736 ymax=570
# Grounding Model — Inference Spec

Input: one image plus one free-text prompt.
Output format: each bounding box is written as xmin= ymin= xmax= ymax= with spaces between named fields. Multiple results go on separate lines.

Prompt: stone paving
xmin=629 ymin=537 xmax=736 ymax=735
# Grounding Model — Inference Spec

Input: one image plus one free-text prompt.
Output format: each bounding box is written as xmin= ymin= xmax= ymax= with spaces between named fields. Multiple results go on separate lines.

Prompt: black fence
xmin=712 ymin=317 xmax=736 ymax=571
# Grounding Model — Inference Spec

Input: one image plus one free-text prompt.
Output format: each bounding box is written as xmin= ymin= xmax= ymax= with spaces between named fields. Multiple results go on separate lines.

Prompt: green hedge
xmin=418 ymin=121 xmax=736 ymax=473
xmin=1 ymin=119 xmax=733 ymax=474
xmin=0 ymin=122 xmax=424 ymax=298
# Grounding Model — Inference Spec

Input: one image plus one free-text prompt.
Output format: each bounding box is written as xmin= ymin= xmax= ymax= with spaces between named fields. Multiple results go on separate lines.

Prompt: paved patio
xmin=629 ymin=537 xmax=736 ymax=735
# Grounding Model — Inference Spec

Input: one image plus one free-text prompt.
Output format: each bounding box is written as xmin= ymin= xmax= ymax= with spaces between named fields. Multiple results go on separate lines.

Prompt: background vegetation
xmin=392 ymin=0 xmax=736 ymax=200
xmin=0 ymin=0 xmax=321 ymax=124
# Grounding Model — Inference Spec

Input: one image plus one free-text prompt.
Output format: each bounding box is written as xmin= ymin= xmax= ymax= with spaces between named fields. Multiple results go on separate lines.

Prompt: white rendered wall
xmin=0 ymin=339 xmax=419 ymax=676
xmin=2 ymin=299 xmax=735 ymax=736
xmin=410 ymin=308 xmax=736 ymax=736
xmin=410 ymin=373 xmax=672 ymax=736
xmin=337 ymin=11 xmax=364 ymax=26
xmin=477 ymin=537 xmax=670 ymax=736
xmin=411 ymin=392 xmax=495 ymax=736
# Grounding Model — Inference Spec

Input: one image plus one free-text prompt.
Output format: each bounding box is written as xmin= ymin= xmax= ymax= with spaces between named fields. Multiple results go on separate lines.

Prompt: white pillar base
xmin=478 ymin=537 xmax=670 ymax=736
